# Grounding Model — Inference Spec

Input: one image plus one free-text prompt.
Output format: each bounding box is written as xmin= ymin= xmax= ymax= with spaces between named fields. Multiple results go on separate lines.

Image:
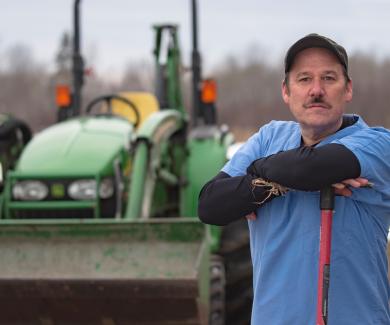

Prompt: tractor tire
xmin=218 ymin=219 xmax=253 ymax=325
xmin=209 ymin=255 xmax=226 ymax=325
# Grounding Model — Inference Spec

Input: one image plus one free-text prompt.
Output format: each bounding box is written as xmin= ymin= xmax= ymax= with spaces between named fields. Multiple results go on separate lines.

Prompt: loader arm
xmin=126 ymin=109 xmax=185 ymax=220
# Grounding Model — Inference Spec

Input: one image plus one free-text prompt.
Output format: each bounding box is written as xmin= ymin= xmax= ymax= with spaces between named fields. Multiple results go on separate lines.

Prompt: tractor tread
xmin=217 ymin=219 xmax=252 ymax=325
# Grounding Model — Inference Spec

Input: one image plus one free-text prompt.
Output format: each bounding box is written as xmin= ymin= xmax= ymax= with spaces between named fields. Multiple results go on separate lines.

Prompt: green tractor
xmin=0 ymin=1 xmax=252 ymax=324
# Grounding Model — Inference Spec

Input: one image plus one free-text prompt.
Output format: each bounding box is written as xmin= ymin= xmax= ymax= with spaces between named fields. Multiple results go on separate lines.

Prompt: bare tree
xmin=1 ymin=41 xmax=389 ymax=138
xmin=0 ymin=44 xmax=54 ymax=131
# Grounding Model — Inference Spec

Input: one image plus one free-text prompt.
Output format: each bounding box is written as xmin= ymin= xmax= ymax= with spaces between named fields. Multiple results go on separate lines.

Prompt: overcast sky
xmin=1 ymin=0 xmax=390 ymax=78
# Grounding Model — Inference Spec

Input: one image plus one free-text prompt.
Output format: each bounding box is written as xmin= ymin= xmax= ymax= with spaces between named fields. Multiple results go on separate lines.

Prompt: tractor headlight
xmin=68 ymin=179 xmax=96 ymax=200
xmin=68 ymin=178 xmax=114 ymax=200
xmin=13 ymin=181 xmax=48 ymax=201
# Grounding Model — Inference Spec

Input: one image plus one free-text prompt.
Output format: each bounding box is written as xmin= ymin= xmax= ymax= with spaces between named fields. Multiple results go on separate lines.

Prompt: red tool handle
xmin=316 ymin=187 xmax=335 ymax=325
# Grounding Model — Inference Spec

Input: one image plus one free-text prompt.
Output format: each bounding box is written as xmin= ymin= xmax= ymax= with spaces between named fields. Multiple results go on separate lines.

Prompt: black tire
xmin=218 ymin=219 xmax=253 ymax=325
xmin=209 ymin=255 xmax=226 ymax=325
xmin=0 ymin=114 xmax=32 ymax=177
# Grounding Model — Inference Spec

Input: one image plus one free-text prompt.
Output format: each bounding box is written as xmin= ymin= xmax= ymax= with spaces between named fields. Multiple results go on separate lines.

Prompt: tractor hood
xmin=15 ymin=117 xmax=134 ymax=176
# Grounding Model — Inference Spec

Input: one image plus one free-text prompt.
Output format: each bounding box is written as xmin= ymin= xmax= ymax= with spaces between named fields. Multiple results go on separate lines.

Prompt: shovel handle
xmin=320 ymin=187 xmax=335 ymax=210
xmin=316 ymin=187 xmax=335 ymax=325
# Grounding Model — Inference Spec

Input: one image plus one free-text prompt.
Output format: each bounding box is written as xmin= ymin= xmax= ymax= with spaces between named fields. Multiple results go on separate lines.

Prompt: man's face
xmin=282 ymin=47 xmax=353 ymax=135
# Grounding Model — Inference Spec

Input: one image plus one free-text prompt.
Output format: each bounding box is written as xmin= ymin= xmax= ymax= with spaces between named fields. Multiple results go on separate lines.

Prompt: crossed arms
xmin=198 ymin=143 xmax=365 ymax=226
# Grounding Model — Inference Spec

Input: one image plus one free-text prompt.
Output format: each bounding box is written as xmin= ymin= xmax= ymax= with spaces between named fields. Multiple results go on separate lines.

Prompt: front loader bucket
xmin=0 ymin=219 xmax=210 ymax=325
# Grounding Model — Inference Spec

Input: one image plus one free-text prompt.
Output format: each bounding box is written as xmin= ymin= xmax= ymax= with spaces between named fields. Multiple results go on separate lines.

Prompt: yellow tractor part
xmin=111 ymin=92 xmax=160 ymax=127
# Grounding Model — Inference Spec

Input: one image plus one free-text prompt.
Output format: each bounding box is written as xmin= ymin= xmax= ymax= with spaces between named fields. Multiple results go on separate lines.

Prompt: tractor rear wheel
xmin=219 ymin=218 xmax=253 ymax=325
xmin=209 ymin=255 xmax=226 ymax=325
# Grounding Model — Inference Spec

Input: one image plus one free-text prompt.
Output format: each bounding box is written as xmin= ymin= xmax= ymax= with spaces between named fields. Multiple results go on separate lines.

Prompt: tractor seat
xmin=111 ymin=92 xmax=159 ymax=128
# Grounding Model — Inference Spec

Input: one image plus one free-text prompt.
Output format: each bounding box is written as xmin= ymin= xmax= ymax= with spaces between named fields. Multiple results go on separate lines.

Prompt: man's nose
xmin=309 ymin=79 xmax=325 ymax=97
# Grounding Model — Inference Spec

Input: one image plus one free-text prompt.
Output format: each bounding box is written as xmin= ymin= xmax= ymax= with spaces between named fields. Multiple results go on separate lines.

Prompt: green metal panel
xmin=181 ymin=129 xmax=234 ymax=252
xmin=7 ymin=201 xmax=95 ymax=210
xmin=16 ymin=117 xmax=133 ymax=175
xmin=181 ymin=135 xmax=233 ymax=218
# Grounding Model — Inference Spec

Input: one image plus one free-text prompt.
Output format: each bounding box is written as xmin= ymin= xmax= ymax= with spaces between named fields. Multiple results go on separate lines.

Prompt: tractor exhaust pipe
xmin=72 ymin=0 xmax=84 ymax=117
xmin=191 ymin=0 xmax=202 ymax=126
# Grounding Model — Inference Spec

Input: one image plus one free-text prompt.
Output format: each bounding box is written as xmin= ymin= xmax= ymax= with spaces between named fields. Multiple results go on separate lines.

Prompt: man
xmin=198 ymin=34 xmax=390 ymax=324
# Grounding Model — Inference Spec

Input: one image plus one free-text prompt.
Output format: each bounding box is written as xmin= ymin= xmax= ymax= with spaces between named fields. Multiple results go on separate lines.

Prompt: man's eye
xmin=298 ymin=77 xmax=310 ymax=82
xmin=323 ymin=75 xmax=336 ymax=81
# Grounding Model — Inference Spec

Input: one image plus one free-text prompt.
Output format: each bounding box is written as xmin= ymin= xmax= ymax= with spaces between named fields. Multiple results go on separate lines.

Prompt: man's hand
xmin=332 ymin=177 xmax=370 ymax=196
xmin=245 ymin=212 xmax=257 ymax=221
xmin=245 ymin=177 xmax=371 ymax=220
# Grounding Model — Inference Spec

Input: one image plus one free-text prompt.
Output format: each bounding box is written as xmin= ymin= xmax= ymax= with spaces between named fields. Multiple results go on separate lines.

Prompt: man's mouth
xmin=303 ymin=102 xmax=331 ymax=109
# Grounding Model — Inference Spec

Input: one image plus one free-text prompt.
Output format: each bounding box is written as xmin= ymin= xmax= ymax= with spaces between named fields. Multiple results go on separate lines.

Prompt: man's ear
xmin=281 ymin=80 xmax=290 ymax=104
xmin=345 ymin=79 xmax=353 ymax=103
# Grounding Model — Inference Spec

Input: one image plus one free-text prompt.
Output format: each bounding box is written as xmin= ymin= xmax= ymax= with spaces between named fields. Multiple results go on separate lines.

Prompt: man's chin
xmin=300 ymin=117 xmax=342 ymax=132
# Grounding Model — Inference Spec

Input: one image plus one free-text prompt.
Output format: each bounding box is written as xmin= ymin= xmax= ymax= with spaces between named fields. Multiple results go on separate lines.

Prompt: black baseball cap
xmin=284 ymin=33 xmax=349 ymax=76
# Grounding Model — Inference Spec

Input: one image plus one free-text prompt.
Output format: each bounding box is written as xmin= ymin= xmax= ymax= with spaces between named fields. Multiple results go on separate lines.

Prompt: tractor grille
xmin=9 ymin=178 xmax=118 ymax=219
xmin=12 ymin=209 xmax=94 ymax=219
xmin=12 ymin=179 xmax=74 ymax=201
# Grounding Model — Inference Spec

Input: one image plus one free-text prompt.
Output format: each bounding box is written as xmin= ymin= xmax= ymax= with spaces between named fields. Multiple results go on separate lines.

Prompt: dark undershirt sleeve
xmin=198 ymin=143 xmax=361 ymax=226
xmin=247 ymin=143 xmax=361 ymax=191
xmin=198 ymin=171 xmax=277 ymax=226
